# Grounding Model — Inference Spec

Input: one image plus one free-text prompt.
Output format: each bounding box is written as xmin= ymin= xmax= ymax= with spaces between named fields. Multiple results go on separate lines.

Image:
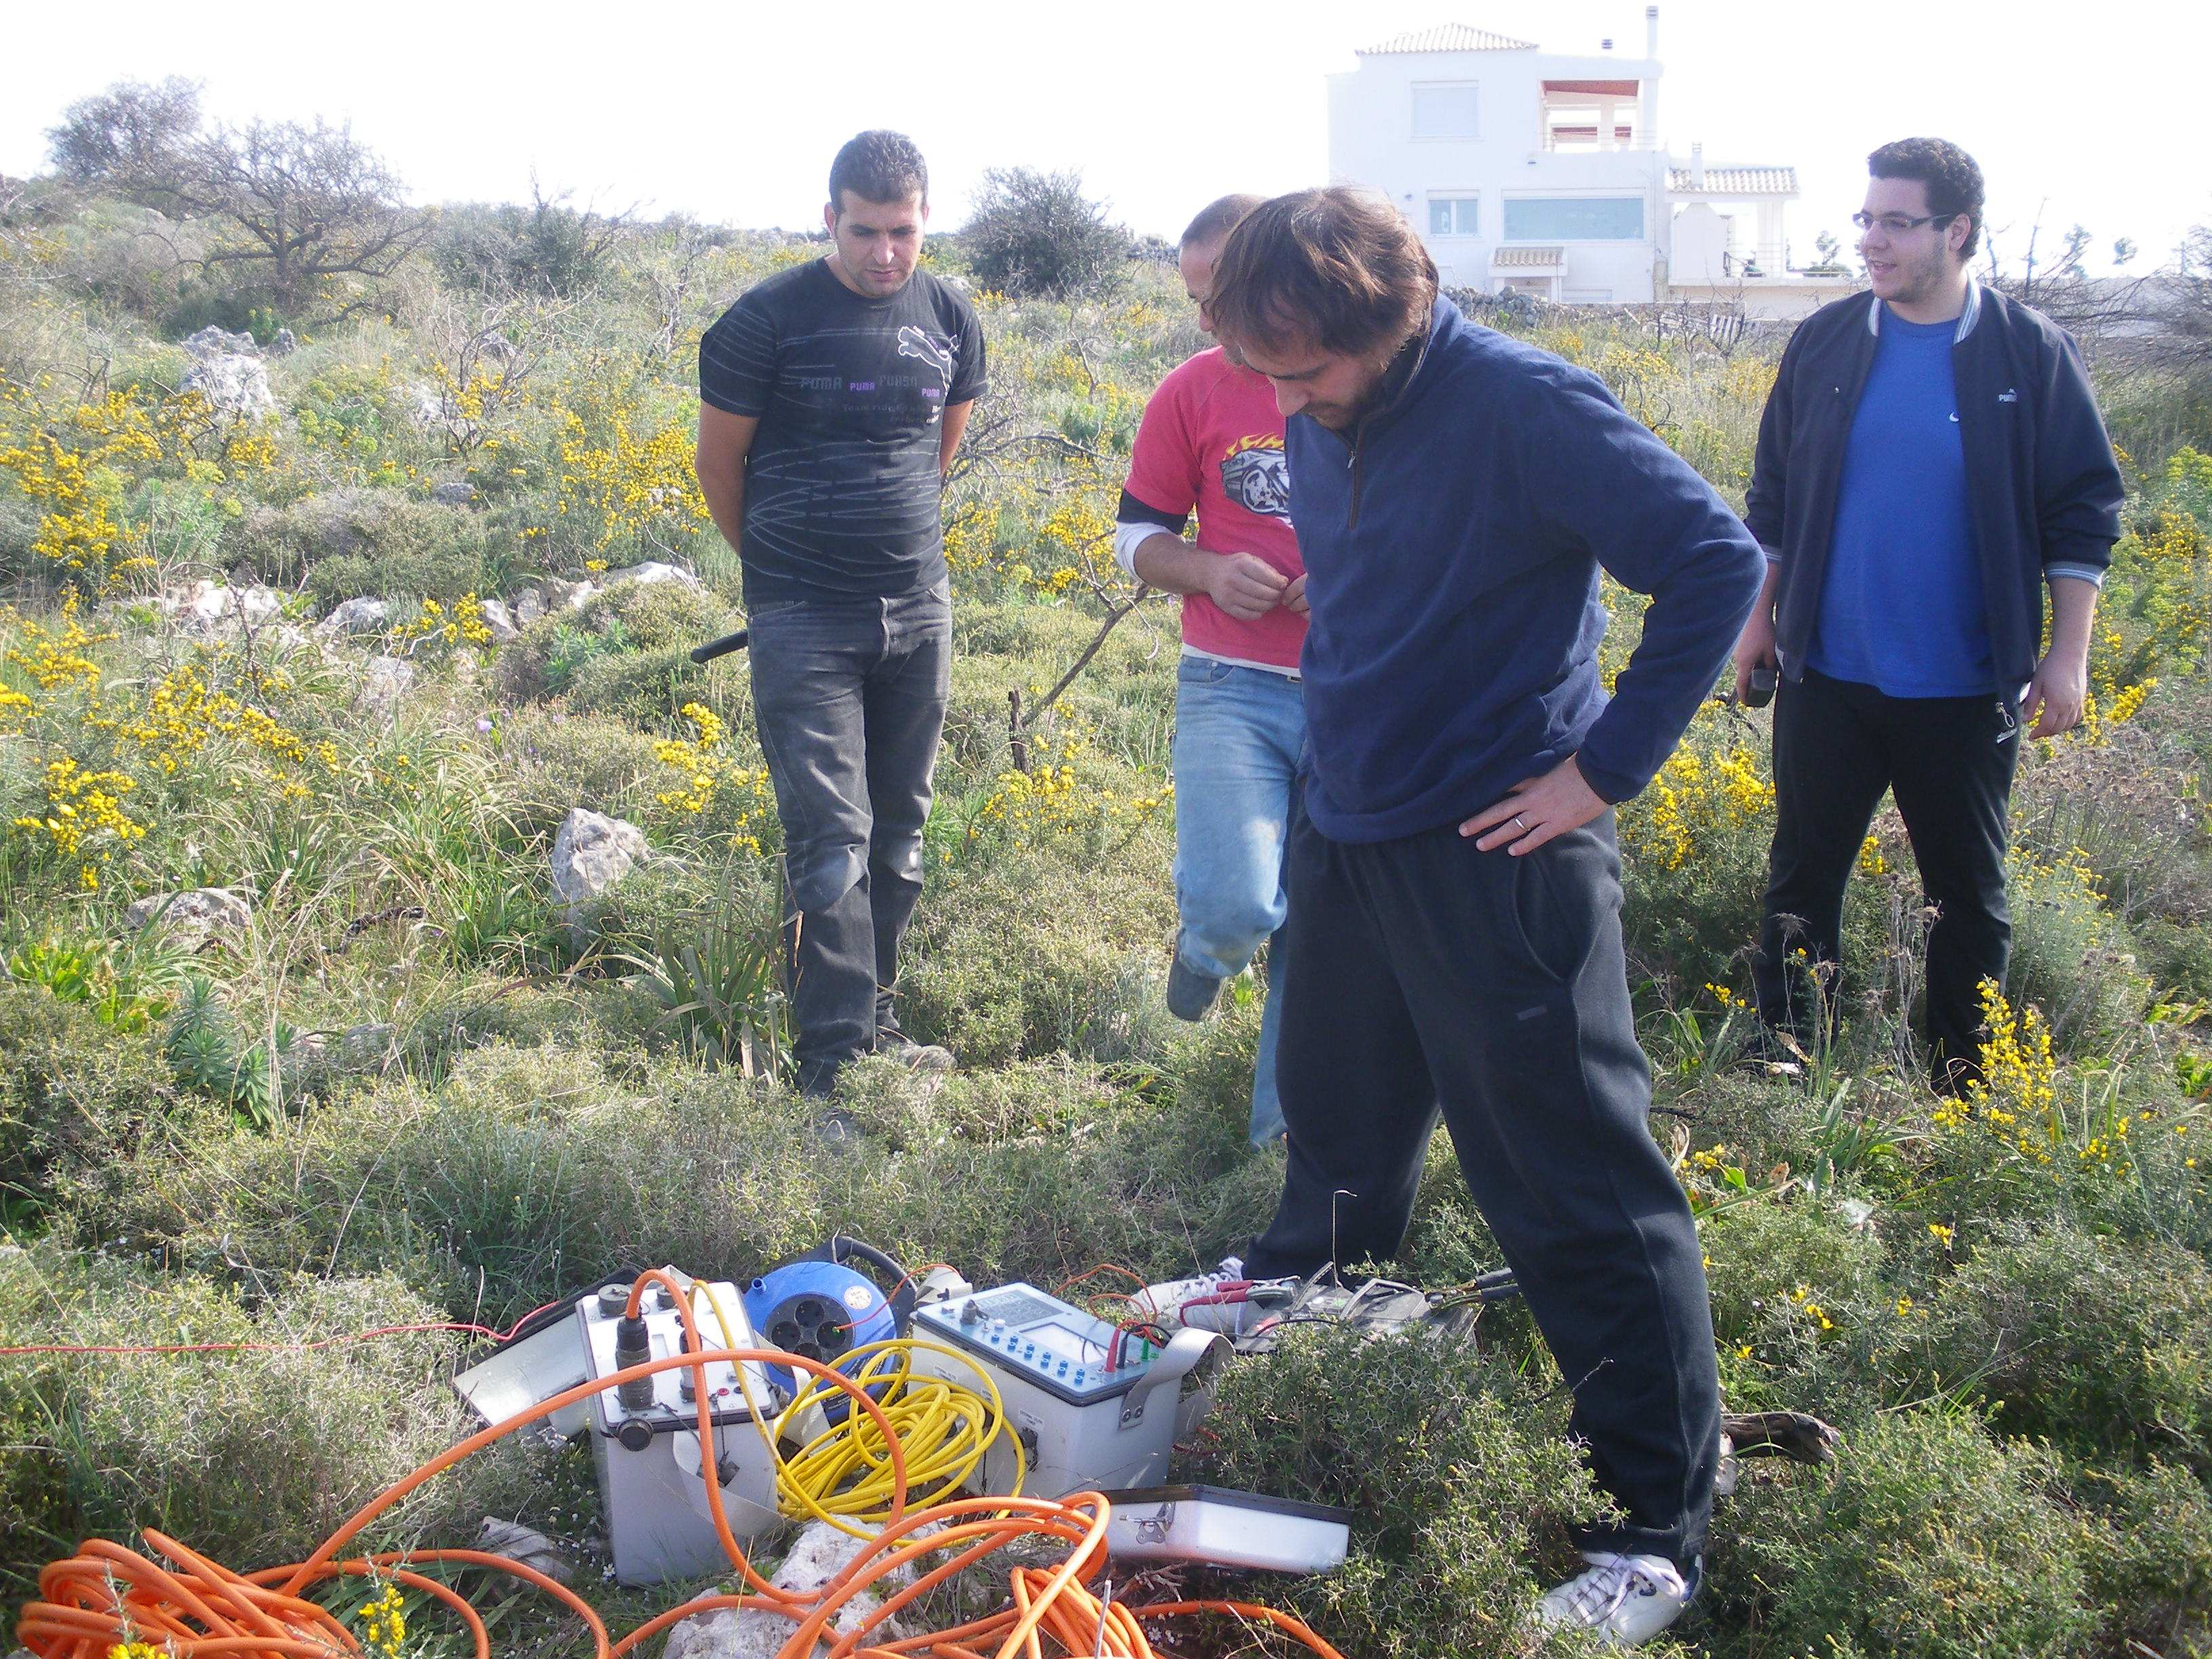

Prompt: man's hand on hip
xmin=1206 ymin=553 xmax=1290 ymax=621
xmin=1462 ymin=756 xmax=1607 ymax=855
xmin=2022 ymin=651 xmax=2087 ymax=739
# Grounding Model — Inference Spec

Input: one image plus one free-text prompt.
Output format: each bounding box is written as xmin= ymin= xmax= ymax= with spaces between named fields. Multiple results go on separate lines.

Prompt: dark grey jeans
xmin=746 ymin=579 xmax=951 ymax=1087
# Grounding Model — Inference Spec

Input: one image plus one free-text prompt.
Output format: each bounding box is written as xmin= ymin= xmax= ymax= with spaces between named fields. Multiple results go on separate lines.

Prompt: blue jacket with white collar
xmin=1288 ymin=295 xmax=1765 ymax=842
xmin=1744 ymin=281 xmax=2125 ymax=689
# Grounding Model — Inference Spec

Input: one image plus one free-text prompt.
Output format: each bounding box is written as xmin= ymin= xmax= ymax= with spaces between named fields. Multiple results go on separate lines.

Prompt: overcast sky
xmin=7 ymin=0 xmax=2205 ymax=271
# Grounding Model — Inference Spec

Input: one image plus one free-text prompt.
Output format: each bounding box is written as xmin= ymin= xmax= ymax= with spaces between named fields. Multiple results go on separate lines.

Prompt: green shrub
xmin=1701 ymin=1192 xmax=1891 ymax=1419
xmin=71 ymin=1046 xmax=1268 ymax=1320
xmin=1908 ymin=1221 xmax=2212 ymax=1468
xmin=0 ymin=1246 xmax=542 ymax=1600
xmin=899 ymin=837 xmax=1175 ymax=1067
xmin=2004 ymin=844 xmax=2148 ymax=1052
xmin=2072 ymin=1460 xmax=2212 ymax=1657
xmin=0 ymin=982 xmax=180 ymax=1219
xmin=397 ymin=979 xmax=670 ymax=1082
xmin=302 ymin=499 xmax=514 ymax=609
xmin=1189 ymin=1324 xmax=1608 ymax=1658
xmin=495 ymin=708 xmax=663 ymax=823
xmin=1711 ymin=1408 xmax=2095 ymax=1659
xmin=957 ymin=167 xmax=1128 ymax=300
xmin=496 ymin=579 xmax=733 ymax=720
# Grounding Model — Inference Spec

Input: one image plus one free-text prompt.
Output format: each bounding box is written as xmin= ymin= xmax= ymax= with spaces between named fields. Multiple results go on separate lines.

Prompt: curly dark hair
xmin=828 ymin=131 xmax=928 ymax=213
xmin=1207 ymin=187 xmax=1437 ymax=359
xmin=1868 ymin=136 xmax=1984 ymax=260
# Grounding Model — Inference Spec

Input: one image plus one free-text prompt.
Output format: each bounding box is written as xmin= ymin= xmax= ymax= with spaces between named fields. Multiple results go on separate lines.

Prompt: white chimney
xmin=1691 ymin=140 xmax=1706 ymax=190
xmin=1640 ymin=8 xmax=1661 ymax=149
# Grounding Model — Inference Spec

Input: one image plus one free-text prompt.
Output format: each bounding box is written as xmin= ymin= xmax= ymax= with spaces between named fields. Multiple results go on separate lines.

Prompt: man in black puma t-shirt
xmin=695 ymin=130 xmax=986 ymax=1100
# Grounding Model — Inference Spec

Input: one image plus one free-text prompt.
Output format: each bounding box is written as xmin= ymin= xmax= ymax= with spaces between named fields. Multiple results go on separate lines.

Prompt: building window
xmin=1503 ymin=196 xmax=1645 ymax=241
xmin=1428 ymin=196 xmax=1479 ymax=237
xmin=1412 ymin=83 xmax=1479 ymax=140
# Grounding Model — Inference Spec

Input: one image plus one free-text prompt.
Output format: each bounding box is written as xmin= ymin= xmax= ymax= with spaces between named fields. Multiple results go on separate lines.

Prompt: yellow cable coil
xmin=697 ymin=1282 xmax=1028 ymax=1540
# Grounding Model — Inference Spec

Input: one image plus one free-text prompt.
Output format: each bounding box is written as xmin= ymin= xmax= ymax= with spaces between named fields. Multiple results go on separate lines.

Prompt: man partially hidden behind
xmin=1115 ymin=192 xmax=1305 ymax=1146
xmin=695 ymin=130 xmax=986 ymax=1099
xmin=1208 ymin=188 xmax=1763 ymax=1645
xmin=1736 ymin=138 xmax=2124 ymax=1087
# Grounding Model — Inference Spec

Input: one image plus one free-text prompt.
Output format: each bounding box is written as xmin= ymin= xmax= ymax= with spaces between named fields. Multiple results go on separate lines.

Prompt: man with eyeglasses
xmin=1734 ymin=136 xmax=2125 ymax=1088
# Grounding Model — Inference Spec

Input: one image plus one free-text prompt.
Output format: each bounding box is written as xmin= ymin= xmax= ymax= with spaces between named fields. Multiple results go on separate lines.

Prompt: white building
xmin=1327 ymin=12 xmax=1858 ymax=317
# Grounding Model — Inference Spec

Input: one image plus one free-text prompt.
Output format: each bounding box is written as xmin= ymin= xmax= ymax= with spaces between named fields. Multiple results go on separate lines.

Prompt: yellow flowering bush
xmin=954 ymin=723 xmax=1170 ymax=853
xmin=388 ymin=593 xmax=495 ymax=657
xmin=0 ymin=377 xmax=283 ymax=590
xmin=651 ymin=702 xmax=774 ymax=855
xmin=12 ymin=756 xmax=144 ymax=886
xmin=548 ymin=375 xmax=712 ymax=556
xmin=359 ymin=1579 xmax=407 ymax=1658
xmin=1 ymin=609 xmax=336 ymax=888
xmin=1619 ymin=724 xmax=1774 ymax=873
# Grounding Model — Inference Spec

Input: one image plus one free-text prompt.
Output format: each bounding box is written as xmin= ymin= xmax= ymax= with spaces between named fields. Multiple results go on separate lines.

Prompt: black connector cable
xmin=691 ymin=629 xmax=750 ymax=663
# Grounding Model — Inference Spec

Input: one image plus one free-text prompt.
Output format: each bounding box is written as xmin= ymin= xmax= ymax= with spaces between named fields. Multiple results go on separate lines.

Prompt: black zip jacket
xmin=1744 ymin=283 xmax=2124 ymax=688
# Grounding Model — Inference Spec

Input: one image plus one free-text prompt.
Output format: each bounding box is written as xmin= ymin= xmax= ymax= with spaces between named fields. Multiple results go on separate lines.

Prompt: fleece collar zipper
xmin=1340 ymin=307 xmax=1437 ymax=531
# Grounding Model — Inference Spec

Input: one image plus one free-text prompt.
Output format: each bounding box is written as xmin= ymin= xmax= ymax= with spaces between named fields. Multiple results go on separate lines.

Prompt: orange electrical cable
xmin=14 ymin=1267 xmax=1347 ymax=1659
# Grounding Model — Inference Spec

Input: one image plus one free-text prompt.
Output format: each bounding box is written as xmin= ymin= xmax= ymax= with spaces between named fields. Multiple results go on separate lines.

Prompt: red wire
xmin=1055 ymin=1263 xmax=1152 ymax=1298
xmin=0 ymin=1300 xmax=564 ymax=1359
xmin=825 ymin=1261 xmax=959 ymax=1333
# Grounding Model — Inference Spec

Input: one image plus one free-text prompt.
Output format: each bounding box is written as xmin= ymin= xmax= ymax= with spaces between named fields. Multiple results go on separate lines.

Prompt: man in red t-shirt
xmin=1115 ymin=193 xmax=1307 ymax=1145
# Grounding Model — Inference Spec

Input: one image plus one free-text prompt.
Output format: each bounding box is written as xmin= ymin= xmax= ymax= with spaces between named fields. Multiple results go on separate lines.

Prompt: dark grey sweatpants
xmin=1245 ymin=809 xmax=1721 ymax=1567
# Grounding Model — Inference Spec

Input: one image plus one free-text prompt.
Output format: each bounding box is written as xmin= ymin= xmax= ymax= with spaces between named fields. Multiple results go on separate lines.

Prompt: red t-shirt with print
xmin=1124 ymin=348 xmax=1305 ymax=670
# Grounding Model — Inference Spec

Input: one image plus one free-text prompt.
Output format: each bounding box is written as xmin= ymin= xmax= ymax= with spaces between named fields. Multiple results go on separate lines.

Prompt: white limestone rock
xmin=160 ymin=579 xmax=288 ymax=636
xmin=357 ymin=654 xmax=416 ymax=718
xmin=316 ymin=596 xmax=390 ymax=637
xmin=550 ymin=807 xmax=651 ymax=946
xmin=122 ymin=886 xmax=254 ymax=945
xmin=660 ymin=1522 xmax=912 ymax=1659
xmin=180 ymin=329 xmax=274 ymax=422
xmin=602 ymin=560 xmax=702 ymax=591
xmin=540 ymin=576 xmax=600 ymax=612
xmin=477 ymin=596 xmax=519 ymax=642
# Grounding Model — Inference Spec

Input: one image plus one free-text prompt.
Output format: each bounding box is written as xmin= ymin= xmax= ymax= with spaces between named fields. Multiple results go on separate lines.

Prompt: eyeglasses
xmin=1851 ymin=211 xmax=1960 ymax=235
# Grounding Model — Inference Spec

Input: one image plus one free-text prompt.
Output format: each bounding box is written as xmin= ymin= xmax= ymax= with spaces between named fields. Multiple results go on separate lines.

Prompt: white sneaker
xmin=1132 ymin=1257 xmax=1246 ymax=1321
xmin=1534 ymin=1551 xmax=1695 ymax=1647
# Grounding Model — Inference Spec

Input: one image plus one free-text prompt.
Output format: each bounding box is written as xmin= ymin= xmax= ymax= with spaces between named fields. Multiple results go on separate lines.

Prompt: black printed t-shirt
xmin=698 ymin=258 xmax=987 ymax=602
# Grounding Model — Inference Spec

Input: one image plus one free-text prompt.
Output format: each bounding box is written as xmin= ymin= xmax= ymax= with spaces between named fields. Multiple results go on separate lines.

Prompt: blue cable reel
xmin=742 ymin=1235 xmax=913 ymax=1420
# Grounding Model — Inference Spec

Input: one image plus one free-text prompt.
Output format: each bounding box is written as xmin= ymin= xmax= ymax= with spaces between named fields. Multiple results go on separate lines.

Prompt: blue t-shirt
xmin=1808 ymin=309 xmax=1994 ymax=697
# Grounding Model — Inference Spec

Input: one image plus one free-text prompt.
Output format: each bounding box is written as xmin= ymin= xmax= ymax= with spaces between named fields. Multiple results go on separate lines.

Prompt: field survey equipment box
xmin=909 ymin=1282 xmax=1225 ymax=1498
xmin=453 ymin=1268 xmax=789 ymax=1586
xmin=583 ymin=1274 xmax=787 ymax=1584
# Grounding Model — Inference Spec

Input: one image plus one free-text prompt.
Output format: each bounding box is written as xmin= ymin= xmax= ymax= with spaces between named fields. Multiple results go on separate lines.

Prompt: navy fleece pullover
xmin=1290 ymin=297 xmax=1765 ymax=842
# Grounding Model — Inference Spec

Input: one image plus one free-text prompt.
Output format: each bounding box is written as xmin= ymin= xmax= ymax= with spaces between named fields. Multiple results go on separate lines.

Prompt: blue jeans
xmin=1171 ymin=656 xmax=1306 ymax=1145
xmin=747 ymin=580 xmax=951 ymax=1088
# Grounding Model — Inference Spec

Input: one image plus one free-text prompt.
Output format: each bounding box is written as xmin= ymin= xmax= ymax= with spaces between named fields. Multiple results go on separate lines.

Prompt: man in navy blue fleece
xmin=1736 ymin=138 xmax=2124 ymax=1088
xmin=1206 ymin=188 xmax=1763 ymax=1647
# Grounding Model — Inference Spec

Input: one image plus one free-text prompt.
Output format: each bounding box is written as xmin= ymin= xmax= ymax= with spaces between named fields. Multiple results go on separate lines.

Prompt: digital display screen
xmin=970 ymin=1288 xmax=1061 ymax=1327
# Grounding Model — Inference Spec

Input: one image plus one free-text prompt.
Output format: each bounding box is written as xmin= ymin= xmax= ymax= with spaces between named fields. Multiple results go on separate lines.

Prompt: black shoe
xmin=1166 ymin=957 xmax=1225 ymax=1021
xmin=796 ymin=1057 xmax=844 ymax=1100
